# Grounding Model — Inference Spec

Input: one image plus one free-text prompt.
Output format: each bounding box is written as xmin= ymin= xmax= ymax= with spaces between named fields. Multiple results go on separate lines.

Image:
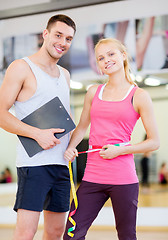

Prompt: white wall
xmin=0 ymin=0 xmax=168 ymax=180
xmin=132 ymin=88 xmax=168 ymax=171
xmin=0 ymin=128 xmax=17 ymax=181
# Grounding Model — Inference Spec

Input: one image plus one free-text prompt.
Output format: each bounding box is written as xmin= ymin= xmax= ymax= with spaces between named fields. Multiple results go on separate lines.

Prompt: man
xmin=0 ymin=14 xmax=76 ymax=240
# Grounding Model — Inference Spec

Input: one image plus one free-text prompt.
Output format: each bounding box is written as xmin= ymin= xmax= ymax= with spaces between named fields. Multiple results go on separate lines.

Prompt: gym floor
xmin=0 ymin=183 xmax=168 ymax=240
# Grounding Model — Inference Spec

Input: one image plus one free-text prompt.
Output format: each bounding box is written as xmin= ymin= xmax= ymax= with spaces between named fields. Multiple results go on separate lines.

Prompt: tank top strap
xmin=94 ymin=84 xmax=104 ymax=100
xmin=57 ymin=65 xmax=65 ymax=81
xmin=57 ymin=64 xmax=63 ymax=76
xmin=23 ymin=57 xmax=36 ymax=70
xmin=57 ymin=64 xmax=62 ymax=72
xmin=125 ymin=85 xmax=139 ymax=103
xmin=22 ymin=57 xmax=41 ymax=83
xmin=56 ymin=65 xmax=69 ymax=89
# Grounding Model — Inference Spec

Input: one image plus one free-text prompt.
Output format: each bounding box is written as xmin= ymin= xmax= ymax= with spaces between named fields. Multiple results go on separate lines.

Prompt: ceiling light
xmin=70 ymin=80 xmax=83 ymax=90
xmin=130 ymin=73 xmax=135 ymax=81
xmin=135 ymin=75 xmax=143 ymax=82
xmin=144 ymin=77 xmax=161 ymax=86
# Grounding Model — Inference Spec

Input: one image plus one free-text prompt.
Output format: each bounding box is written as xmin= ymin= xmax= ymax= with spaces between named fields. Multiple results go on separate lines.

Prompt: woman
xmin=159 ymin=162 xmax=168 ymax=184
xmin=63 ymin=38 xmax=160 ymax=240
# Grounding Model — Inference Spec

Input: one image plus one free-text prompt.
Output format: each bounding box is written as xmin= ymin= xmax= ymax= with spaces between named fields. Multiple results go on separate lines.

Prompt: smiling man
xmin=0 ymin=14 xmax=76 ymax=240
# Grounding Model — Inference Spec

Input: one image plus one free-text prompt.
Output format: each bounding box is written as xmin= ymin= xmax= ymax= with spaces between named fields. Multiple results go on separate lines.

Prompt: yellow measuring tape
xmin=68 ymin=161 xmax=78 ymax=237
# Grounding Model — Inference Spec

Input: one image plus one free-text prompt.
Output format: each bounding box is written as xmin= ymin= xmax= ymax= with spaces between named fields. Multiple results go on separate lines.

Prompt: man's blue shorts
xmin=14 ymin=164 xmax=70 ymax=213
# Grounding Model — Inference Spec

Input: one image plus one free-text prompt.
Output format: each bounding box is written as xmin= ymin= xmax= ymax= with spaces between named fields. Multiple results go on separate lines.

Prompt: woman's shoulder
xmin=87 ymin=83 xmax=100 ymax=92
xmin=85 ymin=84 xmax=102 ymax=102
xmin=134 ymin=87 xmax=151 ymax=100
xmin=133 ymin=87 xmax=153 ymax=110
xmin=87 ymin=84 xmax=102 ymax=96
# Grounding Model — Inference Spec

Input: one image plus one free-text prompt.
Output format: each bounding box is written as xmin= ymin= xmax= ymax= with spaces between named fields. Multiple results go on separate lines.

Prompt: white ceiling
xmin=0 ymin=0 xmax=120 ymax=19
xmin=0 ymin=0 xmax=50 ymax=11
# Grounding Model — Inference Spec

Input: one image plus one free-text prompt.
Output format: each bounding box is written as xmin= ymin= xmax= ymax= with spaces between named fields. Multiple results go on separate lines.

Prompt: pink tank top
xmin=83 ymin=84 xmax=140 ymax=185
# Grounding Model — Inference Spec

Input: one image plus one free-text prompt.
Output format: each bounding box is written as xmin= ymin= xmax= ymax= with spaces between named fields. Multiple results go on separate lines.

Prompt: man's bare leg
xmin=42 ymin=210 xmax=67 ymax=240
xmin=13 ymin=209 xmax=40 ymax=240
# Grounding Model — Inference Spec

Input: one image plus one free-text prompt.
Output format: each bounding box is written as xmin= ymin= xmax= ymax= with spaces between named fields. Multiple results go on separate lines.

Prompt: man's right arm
xmin=0 ymin=60 xmax=64 ymax=150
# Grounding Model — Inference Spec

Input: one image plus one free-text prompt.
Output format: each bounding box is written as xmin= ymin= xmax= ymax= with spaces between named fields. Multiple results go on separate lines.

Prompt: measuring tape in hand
xmin=68 ymin=161 xmax=78 ymax=237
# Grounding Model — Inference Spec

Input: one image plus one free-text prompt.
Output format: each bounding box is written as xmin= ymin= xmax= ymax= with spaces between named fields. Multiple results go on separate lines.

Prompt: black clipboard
xmin=18 ymin=97 xmax=76 ymax=157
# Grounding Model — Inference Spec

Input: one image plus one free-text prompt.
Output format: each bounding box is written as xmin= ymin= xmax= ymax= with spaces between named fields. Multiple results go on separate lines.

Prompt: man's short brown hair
xmin=46 ymin=14 xmax=76 ymax=33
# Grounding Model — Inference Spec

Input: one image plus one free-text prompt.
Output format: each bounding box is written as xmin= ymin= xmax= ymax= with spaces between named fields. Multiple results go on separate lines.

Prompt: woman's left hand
xmin=99 ymin=144 xmax=123 ymax=159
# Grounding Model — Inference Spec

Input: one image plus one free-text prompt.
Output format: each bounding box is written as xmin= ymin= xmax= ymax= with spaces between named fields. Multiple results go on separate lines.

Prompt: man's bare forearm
xmin=0 ymin=110 xmax=39 ymax=139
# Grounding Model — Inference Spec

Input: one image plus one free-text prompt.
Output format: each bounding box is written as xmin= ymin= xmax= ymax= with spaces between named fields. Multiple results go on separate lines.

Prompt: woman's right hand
xmin=64 ymin=147 xmax=78 ymax=162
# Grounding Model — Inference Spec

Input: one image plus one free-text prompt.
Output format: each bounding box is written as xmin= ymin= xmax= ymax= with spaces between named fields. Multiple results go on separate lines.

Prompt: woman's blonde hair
xmin=95 ymin=38 xmax=136 ymax=85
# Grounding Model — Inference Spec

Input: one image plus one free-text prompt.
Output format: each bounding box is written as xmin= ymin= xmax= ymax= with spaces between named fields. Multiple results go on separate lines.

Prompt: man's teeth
xmin=56 ymin=47 xmax=63 ymax=53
